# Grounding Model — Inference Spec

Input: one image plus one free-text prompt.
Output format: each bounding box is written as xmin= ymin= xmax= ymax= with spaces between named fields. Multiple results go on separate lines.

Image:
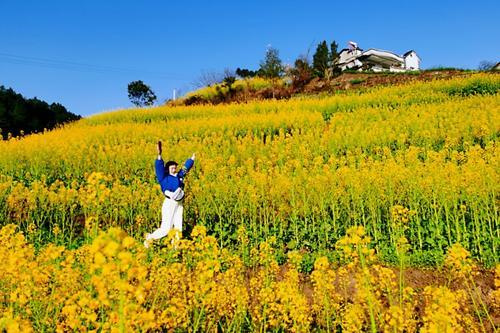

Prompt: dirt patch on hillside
xmin=303 ymin=70 xmax=470 ymax=93
xmin=176 ymin=70 xmax=478 ymax=106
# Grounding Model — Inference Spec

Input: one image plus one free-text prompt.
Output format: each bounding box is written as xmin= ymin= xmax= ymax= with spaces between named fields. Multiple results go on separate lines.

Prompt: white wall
xmin=340 ymin=59 xmax=363 ymax=70
xmin=404 ymin=52 xmax=420 ymax=70
xmin=339 ymin=49 xmax=362 ymax=65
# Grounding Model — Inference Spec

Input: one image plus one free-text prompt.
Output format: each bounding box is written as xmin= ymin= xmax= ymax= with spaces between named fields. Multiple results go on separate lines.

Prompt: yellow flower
xmin=444 ymin=243 xmax=475 ymax=281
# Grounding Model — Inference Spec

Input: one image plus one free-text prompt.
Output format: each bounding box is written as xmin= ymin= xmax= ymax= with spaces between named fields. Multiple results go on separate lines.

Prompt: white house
xmin=337 ymin=41 xmax=420 ymax=72
xmin=403 ymin=50 xmax=420 ymax=70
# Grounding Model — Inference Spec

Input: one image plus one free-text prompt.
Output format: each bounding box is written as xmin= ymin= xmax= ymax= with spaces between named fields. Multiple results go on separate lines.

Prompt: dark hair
xmin=165 ymin=161 xmax=178 ymax=174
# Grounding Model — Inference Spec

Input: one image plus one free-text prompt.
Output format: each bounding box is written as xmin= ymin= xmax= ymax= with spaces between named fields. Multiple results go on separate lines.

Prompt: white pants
xmin=146 ymin=198 xmax=183 ymax=240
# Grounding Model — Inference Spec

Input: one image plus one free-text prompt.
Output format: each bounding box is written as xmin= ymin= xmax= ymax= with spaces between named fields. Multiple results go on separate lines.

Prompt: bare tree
xmin=223 ymin=68 xmax=236 ymax=79
xmin=192 ymin=68 xmax=237 ymax=89
xmin=192 ymin=70 xmax=225 ymax=88
xmin=290 ymin=54 xmax=313 ymax=89
xmin=478 ymin=60 xmax=496 ymax=71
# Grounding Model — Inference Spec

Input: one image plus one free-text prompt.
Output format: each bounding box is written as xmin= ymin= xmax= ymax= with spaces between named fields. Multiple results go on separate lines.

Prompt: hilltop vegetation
xmin=175 ymin=40 xmax=497 ymax=106
xmin=176 ymin=69 xmax=492 ymax=106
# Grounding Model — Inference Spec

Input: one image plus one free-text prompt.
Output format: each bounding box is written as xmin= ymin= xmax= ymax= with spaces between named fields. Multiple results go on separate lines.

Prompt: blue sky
xmin=1 ymin=0 xmax=499 ymax=117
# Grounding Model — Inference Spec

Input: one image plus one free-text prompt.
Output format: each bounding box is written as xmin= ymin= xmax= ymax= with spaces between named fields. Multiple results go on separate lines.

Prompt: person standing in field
xmin=144 ymin=140 xmax=195 ymax=248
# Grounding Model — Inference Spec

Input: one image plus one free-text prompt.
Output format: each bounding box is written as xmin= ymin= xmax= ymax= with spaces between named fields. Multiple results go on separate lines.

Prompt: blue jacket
xmin=155 ymin=157 xmax=194 ymax=193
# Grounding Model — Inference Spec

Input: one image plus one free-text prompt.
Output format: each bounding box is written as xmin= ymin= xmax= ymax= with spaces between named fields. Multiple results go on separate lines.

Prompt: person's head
xmin=165 ymin=161 xmax=178 ymax=175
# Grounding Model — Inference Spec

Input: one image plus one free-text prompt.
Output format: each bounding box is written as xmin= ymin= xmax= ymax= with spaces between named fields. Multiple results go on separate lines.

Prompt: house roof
xmin=338 ymin=44 xmax=420 ymax=67
xmin=339 ymin=48 xmax=363 ymax=54
xmin=403 ymin=50 xmax=421 ymax=59
xmin=354 ymin=49 xmax=405 ymax=68
xmin=361 ymin=49 xmax=403 ymax=61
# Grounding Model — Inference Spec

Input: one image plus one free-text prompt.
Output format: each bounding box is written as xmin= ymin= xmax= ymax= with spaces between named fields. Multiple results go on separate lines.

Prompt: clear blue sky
xmin=1 ymin=0 xmax=499 ymax=117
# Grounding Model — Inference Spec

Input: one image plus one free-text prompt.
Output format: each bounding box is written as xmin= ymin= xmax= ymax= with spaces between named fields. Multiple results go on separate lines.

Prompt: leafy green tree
xmin=329 ymin=41 xmax=339 ymax=63
xmin=258 ymin=47 xmax=284 ymax=79
xmin=312 ymin=41 xmax=329 ymax=78
xmin=0 ymin=104 xmax=7 ymax=132
xmin=236 ymin=68 xmax=257 ymax=78
xmin=127 ymin=80 xmax=157 ymax=107
xmin=330 ymin=40 xmax=341 ymax=76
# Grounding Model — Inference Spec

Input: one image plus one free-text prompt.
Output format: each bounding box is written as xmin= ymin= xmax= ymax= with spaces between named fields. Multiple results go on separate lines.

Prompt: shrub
xmin=447 ymin=79 xmax=500 ymax=97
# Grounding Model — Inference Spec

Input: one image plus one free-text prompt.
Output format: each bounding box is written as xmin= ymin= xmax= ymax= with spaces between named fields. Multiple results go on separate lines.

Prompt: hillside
xmin=304 ymin=69 xmax=469 ymax=92
xmin=0 ymin=73 xmax=499 ymax=331
xmin=177 ymin=69 xmax=484 ymax=105
xmin=1 ymin=73 xmax=498 ymax=260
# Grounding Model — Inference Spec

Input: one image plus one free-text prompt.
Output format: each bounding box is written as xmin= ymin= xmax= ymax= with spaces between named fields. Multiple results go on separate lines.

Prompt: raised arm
xmin=155 ymin=141 xmax=166 ymax=183
xmin=157 ymin=141 xmax=162 ymax=159
xmin=178 ymin=153 xmax=195 ymax=178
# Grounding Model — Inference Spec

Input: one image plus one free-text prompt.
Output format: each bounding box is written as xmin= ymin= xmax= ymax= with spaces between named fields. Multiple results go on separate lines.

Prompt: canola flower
xmin=0 ymin=74 xmax=498 ymax=264
xmin=183 ymin=76 xmax=280 ymax=100
xmin=0 ymin=224 xmax=498 ymax=332
xmin=0 ymin=73 xmax=499 ymax=330
xmin=0 ymin=224 xmax=494 ymax=331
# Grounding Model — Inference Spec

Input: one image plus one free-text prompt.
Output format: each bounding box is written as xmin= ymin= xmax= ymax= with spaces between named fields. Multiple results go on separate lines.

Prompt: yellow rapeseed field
xmin=0 ymin=73 xmax=498 ymax=331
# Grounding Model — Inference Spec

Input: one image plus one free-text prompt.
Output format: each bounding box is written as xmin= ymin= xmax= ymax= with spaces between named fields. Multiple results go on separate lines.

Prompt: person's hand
xmin=157 ymin=141 xmax=162 ymax=156
xmin=191 ymin=153 xmax=196 ymax=160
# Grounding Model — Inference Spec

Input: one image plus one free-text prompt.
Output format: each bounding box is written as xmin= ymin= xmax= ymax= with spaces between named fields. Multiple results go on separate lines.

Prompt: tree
xmin=0 ymin=85 xmax=79 ymax=139
xmin=291 ymin=55 xmax=313 ymax=89
xmin=127 ymin=80 xmax=157 ymax=107
xmin=223 ymin=76 xmax=236 ymax=92
xmin=0 ymin=104 xmax=7 ymax=133
xmin=329 ymin=41 xmax=339 ymax=64
xmin=329 ymin=40 xmax=341 ymax=76
xmin=312 ymin=41 xmax=329 ymax=78
xmin=236 ymin=67 xmax=257 ymax=78
xmin=478 ymin=60 xmax=496 ymax=71
xmin=192 ymin=68 xmax=236 ymax=89
xmin=259 ymin=47 xmax=284 ymax=79
xmin=192 ymin=70 xmax=224 ymax=88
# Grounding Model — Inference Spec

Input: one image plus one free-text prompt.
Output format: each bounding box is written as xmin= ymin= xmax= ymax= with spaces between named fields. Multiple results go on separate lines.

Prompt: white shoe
xmin=144 ymin=235 xmax=152 ymax=248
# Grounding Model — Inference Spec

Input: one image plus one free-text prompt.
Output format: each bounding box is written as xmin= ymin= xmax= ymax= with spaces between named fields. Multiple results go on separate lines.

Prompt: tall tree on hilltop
xmin=258 ymin=47 xmax=285 ymax=99
xmin=259 ymin=47 xmax=284 ymax=79
xmin=312 ymin=41 xmax=329 ymax=78
xmin=127 ymin=80 xmax=157 ymax=107
xmin=330 ymin=40 xmax=341 ymax=76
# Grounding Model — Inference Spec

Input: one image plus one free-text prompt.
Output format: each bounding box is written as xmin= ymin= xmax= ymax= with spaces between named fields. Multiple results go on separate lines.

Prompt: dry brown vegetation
xmin=175 ymin=70 xmax=479 ymax=106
